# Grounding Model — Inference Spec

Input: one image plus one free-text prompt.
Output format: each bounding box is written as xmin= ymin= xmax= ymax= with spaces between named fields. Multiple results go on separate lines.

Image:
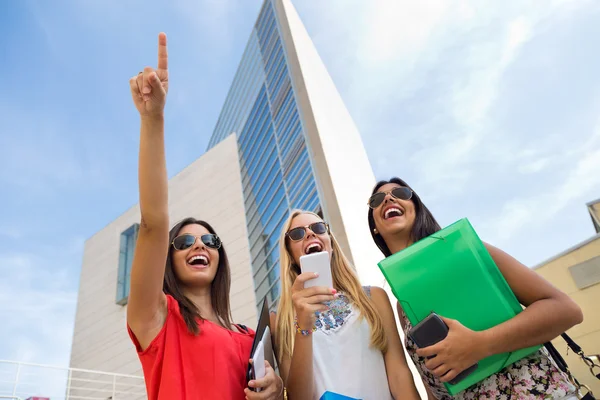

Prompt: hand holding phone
xmin=299 ymin=252 xmax=333 ymax=289
xmin=409 ymin=313 xmax=478 ymax=385
xmin=292 ymin=252 xmax=336 ymax=329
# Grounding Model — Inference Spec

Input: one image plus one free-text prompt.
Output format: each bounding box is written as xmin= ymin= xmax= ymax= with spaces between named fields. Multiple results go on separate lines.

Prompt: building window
xmin=116 ymin=223 xmax=139 ymax=305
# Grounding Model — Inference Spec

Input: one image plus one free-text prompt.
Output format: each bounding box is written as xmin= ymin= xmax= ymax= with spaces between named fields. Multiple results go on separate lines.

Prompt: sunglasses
xmin=286 ymin=222 xmax=329 ymax=242
xmin=368 ymin=187 xmax=413 ymax=209
xmin=171 ymin=233 xmax=222 ymax=251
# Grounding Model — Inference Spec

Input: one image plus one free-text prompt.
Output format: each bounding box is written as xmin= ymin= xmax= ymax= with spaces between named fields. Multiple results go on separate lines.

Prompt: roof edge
xmin=533 ymin=232 xmax=600 ymax=270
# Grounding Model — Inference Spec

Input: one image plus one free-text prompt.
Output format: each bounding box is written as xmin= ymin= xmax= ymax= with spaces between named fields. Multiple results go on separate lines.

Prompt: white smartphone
xmin=299 ymin=251 xmax=333 ymax=289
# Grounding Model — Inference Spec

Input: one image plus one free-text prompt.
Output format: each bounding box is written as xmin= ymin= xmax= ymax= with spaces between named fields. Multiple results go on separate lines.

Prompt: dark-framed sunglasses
xmin=286 ymin=222 xmax=329 ymax=242
xmin=368 ymin=187 xmax=413 ymax=209
xmin=171 ymin=233 xmax=222 ymax=251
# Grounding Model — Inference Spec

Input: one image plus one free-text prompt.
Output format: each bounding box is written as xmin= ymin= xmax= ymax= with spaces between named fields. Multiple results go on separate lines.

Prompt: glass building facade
xmin=207 ymin=1 xmax=321 ymax=307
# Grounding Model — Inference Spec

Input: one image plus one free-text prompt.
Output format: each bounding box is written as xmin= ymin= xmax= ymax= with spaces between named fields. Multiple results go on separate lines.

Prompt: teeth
xmin=385 ymin=207 xmax=403 ymax=219
xmin=189 ymin=255 xmax=208 ymax=264
xmin=306 ymin=243 xmax=321 ymax=253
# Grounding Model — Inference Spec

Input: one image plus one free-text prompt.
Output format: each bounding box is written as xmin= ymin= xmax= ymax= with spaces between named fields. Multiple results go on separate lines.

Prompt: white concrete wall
xmin=69 ymin=134 xmax=256 ymax=374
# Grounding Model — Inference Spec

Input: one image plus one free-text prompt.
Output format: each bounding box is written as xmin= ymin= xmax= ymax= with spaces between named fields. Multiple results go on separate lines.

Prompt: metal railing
xmin=0 ymin=360 xmax=146 ymax=400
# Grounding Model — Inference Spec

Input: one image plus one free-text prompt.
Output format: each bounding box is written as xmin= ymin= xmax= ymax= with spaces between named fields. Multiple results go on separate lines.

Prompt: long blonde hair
xmin=275 ymin=210 xmax=387 ymax=361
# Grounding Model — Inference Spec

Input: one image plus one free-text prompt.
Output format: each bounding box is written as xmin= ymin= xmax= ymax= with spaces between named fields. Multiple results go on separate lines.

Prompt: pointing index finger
xmin=157 ymin=32 xmax=168 ymax=70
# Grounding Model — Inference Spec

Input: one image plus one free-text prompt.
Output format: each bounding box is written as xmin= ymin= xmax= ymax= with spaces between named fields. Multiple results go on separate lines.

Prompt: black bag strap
xmin=545 ymin=341 xmax=570 ymax=374
xmin=561 ymin=332 xmax=583 ymax=355
xmin=560 ymin=333 xmax=600 ymax=380
xmin=544 ymin=334 xmax=599 ymax=399
xmin=546 ymin=341 xmax=595 ymax=398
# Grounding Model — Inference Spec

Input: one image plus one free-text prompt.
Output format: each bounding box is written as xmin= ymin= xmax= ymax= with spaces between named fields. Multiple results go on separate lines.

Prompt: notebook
xmin=377 ymin=218 xmax=540 ymax=394
xmin=246 ymin=298 xmax=276 ymax=386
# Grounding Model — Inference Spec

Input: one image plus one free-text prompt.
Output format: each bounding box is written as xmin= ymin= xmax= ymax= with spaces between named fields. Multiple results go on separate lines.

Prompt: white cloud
xmin=452 ymin=16 xmax=532 ymax=129
xmin=519 ymin=158 xmax=551 ymax=174
xmin=361 ymin=0 xmax=451 ymax=67
xmin=0 ymin=232 xmax=83 ymax=397
xmin=300 ymin=0 xmax=593 ymax=187
xmin=484 ymin=123 xmax=600 ymax=243
xmin=296 ymin=0 xmax=600 ymax=266
xmin=0 ymin=240 xmax=81 ymax=368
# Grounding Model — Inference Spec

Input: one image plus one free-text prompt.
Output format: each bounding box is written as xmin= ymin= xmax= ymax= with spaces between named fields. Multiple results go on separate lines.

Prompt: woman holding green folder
xmin=367 ymin=177 xmax=584 ymax=399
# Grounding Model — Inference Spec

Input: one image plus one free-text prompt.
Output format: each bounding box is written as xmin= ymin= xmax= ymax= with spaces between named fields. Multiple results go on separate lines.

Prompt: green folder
xmin=378 ymin=218 xmax=540 ymax=395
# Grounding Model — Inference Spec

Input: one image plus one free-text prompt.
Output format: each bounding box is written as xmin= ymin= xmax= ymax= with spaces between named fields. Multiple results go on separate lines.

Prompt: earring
xmin=373 ymin=228 xmax=379 ymax=234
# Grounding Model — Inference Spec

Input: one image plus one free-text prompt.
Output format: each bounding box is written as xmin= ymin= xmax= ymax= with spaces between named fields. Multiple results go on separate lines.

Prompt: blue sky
xmin=1 ymin=0 xmax=599 ymax=370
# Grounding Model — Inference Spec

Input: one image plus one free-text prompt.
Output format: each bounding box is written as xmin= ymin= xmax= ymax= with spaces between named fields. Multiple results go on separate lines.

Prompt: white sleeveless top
xmin=311 ymin=287 xmax=393 ymax=400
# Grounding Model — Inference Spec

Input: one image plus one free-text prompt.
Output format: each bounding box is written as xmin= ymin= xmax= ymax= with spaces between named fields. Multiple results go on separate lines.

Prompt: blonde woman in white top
xmin=273 ymin=210 xmax=420 ymax=400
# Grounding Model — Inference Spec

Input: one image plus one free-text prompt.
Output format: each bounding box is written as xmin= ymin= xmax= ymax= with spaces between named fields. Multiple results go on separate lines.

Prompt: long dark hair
xmin=164 ymin=217 xmax=233 ymax=335
xmin=368 ymin=177 xmax=441 ymax=257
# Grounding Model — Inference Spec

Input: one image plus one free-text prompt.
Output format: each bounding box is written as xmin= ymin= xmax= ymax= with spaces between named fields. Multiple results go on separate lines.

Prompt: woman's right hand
xmin=129 ymin=32 xmax=169 ymax=119
xmin=291 ymin=273 xmax=336 ymax=330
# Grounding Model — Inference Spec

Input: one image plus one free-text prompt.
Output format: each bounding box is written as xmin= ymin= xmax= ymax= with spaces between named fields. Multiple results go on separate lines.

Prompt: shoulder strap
xmin=561 ymin=333 xmax=583 ymax=354
xmin=544 ymin=341 xmax=569 ymax=374
xmin=545 ymin=333 xmax=600 ymax=389
xmin=235 ymin=324 xmax=249 ymax=334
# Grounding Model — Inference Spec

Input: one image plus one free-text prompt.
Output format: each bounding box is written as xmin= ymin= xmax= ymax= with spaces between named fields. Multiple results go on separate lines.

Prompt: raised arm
xmin=126 ymin=33 xmax=171 ymax=350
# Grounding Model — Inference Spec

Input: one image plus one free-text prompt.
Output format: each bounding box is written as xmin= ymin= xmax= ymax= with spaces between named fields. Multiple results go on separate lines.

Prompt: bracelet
xmin=294 ymin=317 xmax=316 ymax=336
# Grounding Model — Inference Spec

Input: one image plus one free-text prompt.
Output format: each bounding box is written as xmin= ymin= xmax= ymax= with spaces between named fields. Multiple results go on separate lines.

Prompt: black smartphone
xmin=408 ymin=313 xmax=478 ymax=385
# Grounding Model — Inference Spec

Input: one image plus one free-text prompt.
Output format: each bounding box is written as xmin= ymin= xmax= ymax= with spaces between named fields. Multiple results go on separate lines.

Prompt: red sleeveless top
xmin=128 ymin=294 xmax=255 ymax=400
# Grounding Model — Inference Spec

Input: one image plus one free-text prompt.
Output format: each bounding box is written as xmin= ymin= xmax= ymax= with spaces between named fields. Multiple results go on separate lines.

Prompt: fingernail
xmin=248 ymin=381 xmax=255 ymax=387
xmin=331 ymin=288 xmax=337 ymax=294
xmin=334 ymin=293 xmax=340 ymax=298
xmin=314 ymin=272 xmax=319 ymax=277
xmin=143 ymin=86 xmax=151 ymax=94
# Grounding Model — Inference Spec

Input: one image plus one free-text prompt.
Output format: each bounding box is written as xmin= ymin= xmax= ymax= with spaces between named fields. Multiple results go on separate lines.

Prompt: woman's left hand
xmin=416 ymin=316 xmax=489 ymax=383
xmin=244 ymin=360 xmax=284 ymax=400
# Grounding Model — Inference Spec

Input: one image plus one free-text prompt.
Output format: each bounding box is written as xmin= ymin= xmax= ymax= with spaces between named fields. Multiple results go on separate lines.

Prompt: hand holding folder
xmin=377 ymin=218 xmax=541 ymax=395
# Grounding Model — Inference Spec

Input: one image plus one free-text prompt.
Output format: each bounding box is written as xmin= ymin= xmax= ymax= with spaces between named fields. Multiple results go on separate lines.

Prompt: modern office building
xmin=535 ymin=198 xmax=600 ymax=395
xmin=207 ymin=0 xmax=385 ymax=309
xmin=69 ymin=0 xmax=389 ymax=380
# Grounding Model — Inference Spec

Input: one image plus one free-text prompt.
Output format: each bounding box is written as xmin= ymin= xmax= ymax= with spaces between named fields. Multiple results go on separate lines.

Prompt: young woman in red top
xmin=126 ymin=32 xmax=284 ymax=400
